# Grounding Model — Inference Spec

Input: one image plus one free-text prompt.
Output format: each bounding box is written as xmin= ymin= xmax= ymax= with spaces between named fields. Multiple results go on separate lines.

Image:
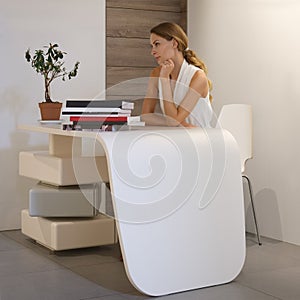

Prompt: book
xmin=66 ymin=100 xmax=134 ymax=110
xmin=70 ymin=116 xmax=127 ymax=122
xmin=127 ymin=116 xmax=145 ymax=126
xmin=62 ymin=113 xmax=131 ymax=118
xmin=62 ymin=107 xmax=132 ymax=115
xmin=72 ymin=121 xmax=127 ymax=129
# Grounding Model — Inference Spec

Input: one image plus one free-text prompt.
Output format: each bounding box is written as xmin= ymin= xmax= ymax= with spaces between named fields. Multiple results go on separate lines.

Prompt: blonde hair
xmin=150 ymin=22 xmax=213 ymax=101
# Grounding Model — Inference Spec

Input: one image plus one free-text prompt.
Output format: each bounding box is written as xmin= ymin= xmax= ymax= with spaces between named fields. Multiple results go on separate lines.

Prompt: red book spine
xmin=70 ymin=116 xmax=128 ymax=122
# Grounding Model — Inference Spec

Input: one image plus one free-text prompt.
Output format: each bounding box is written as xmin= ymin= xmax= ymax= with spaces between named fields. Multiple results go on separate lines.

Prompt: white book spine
xmin=62 ymin=107 xmax=132 ymax=114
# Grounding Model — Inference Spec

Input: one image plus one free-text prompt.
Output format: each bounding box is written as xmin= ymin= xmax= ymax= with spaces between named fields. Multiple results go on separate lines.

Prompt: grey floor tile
xmin=246 ymin=232 xmax=264 ymax=246
xmin=119 ymin=282 xmax=280 ymax=300
xmin=80 ymin=295 xmax=128 ymax=300
xmin=0 ymin=268 xmax=116 ymax=300
xmin=236 ymin=266 xmax=300 ymax=300
xmin=72 ymin=261 xmax=137 ymax=294
xmin=2 ymin=230 xmax=121 ymax=268
xmin=1 ymin=230 xmax=300 ymax=300
xmin=241 ymin=242 xmax=300 ymax=274
xmin=48 ymin=244 xmax=121 ymax=268
xmin=0 ymin=248 xmax=63 ymax=277
xmin=0 ymin=232 xmax=26 ymax=251
xmin=261 ymin=240 xmax=300 ymax=262
xmin=2 ymin=230 xmax=53 ymax=256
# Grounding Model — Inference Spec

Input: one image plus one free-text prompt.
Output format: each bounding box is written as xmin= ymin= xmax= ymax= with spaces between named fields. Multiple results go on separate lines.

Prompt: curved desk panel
xmin=19 ymin=125 xmax=245 ymax=296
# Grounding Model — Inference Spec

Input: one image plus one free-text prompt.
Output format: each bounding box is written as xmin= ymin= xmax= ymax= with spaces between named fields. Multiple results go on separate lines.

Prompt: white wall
xmin=188 ymin=0 xmax=300 ymax=245
xmin=0 ymin=0 xmax=105 ymax=230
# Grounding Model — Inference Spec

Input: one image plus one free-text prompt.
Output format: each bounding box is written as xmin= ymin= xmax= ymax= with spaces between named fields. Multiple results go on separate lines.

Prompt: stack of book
xmin=62 ymin=99 xmax=135 ymax=130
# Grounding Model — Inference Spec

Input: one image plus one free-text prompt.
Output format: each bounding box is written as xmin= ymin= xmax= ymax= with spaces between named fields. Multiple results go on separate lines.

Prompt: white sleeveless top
xmin=159 ymin=59 xmax=213 ymax=127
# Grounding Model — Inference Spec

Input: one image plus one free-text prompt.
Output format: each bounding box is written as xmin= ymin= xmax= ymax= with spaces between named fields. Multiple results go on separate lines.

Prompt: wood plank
xmin=107 ymin=8 xmax=182 ymax=38
xmin=180 ymin=0 xmax=187 ymax=12
xmin=106 ymin=0 xmax=182 ymax=12
xmin=106 ymin=76 xmax=149 ymax=97
xmin=179 ymin=0 xmax=187 ymax=31
xmin=107 ymin=37 xmax=156 ymax=67
xmin=106 ymin=67 xmax=153 ymax=88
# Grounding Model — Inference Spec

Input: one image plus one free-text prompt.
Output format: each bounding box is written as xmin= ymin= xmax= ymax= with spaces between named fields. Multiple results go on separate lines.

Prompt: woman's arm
xmin=141 ymin=113 xmax=181 ymax=126
xmin=141 ymin=67 xmax=176 ymax=126
xmin=160 ymin=61 xmax=209 ymax=124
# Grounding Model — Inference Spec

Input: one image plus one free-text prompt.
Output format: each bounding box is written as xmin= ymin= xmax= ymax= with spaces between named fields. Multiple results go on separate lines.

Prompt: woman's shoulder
xmin=192 ymin=68 xmax=207 ymax=81
xmin=185 ymin=61 xmax=207 ymax=84
xmin=190 ymin=69 xmax=209 ymax=98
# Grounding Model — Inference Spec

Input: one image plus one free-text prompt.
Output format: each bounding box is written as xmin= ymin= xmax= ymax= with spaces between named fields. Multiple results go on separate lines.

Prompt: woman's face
xmin=150 ymin=33 xmax=175 ymax=64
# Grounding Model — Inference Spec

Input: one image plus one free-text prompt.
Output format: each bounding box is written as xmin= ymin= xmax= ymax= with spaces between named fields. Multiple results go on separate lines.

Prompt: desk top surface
xmin=18 ymin=123 xmax=191 ymax=136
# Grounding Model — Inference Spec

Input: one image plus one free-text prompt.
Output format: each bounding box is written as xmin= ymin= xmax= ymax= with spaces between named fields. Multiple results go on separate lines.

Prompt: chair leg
xmin=243 ymin=175 xmax=262 ymax=245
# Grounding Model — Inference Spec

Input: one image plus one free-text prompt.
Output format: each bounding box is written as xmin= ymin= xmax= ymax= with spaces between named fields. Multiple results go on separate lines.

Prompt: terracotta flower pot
xmin=39 ymin=102 xmax=62 ymax=120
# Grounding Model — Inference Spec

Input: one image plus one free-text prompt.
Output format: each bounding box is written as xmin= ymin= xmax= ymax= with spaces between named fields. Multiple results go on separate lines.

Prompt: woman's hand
xmin=160 ymin=59 xmax=174 ymax=78
xmin=181 ymin=121 xmax=197 ymax=128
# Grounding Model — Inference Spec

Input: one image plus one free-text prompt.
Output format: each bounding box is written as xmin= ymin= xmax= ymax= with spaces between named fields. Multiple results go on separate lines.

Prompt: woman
xmin=142 ymin=22 xmax=213 ymax=127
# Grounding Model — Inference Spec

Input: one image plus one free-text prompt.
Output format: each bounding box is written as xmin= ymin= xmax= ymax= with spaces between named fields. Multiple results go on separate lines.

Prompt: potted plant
xmin=25 ymin=43 xmax=80 ymax=120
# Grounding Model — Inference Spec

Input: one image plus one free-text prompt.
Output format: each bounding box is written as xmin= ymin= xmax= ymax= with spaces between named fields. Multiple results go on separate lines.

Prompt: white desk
xmin=19 ymin=124 xmax=245 ymax=296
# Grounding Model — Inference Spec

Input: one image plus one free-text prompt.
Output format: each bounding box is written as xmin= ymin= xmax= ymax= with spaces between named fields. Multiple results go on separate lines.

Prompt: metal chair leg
xmin=243 ymin=175 xmax=262 ymax=245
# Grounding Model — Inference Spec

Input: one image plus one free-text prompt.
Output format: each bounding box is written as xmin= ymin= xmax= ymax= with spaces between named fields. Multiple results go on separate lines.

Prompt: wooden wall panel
xmin=107 ymin=37 xmax=155 ymax=67
xmin=107 ymin=8 xmax=182 ymax=38
xmin=107 ymin=67 xmax=153 ymax=87
xmin=107 ymin=0 xmax=182 ymax=12
xmin=106 ymin=0 xmax=187 ymax=114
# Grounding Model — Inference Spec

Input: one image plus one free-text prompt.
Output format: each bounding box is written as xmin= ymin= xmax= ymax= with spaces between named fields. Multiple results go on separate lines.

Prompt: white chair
xmin=218 ymin=104 xmax=262 ymax=245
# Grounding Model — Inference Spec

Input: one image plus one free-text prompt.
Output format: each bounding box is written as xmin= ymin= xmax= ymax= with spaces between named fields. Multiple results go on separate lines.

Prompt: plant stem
xmin=44 ymin=77 xmax=51 ymax=102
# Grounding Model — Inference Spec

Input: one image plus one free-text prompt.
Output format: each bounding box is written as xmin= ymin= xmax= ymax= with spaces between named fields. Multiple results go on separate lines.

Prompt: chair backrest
xmin=218 ymin=104 xmax=253 ymax=173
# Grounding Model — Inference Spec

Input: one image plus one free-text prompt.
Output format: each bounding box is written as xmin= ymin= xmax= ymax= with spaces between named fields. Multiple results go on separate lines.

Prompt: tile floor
xmin=0 ymin=231 xmax=299 ymax=300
